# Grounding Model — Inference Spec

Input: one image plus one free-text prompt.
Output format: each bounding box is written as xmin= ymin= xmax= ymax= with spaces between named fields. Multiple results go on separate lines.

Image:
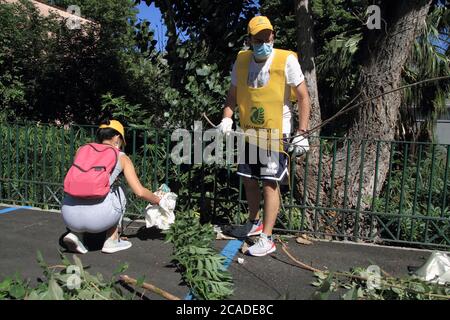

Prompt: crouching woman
xmin=61 ymin=120 xmax=161 ymax=254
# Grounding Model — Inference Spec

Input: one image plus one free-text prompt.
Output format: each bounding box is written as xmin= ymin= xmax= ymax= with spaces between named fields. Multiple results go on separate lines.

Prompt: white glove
xmin=289 ymin=134 xmax=310 ymax=156
xmin=216 ymin=117 xmax=233 ymax=135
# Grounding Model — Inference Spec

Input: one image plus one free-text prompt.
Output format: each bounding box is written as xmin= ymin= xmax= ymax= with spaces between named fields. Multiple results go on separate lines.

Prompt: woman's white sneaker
xmin=101 ymin=238 xmax=132 ymax=253
xmin=63 ymin=232 xmax=88 ymax=254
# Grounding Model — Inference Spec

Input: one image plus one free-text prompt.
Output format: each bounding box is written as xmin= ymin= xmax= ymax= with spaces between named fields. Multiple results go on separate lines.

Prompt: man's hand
xmin=289 ymin=134 xmax=309 ymax=156
xmin=217 ymin=117 xmax=233 ymax=135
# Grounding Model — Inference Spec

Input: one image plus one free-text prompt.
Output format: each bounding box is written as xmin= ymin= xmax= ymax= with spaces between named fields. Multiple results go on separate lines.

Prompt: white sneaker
xmin=247 ymin=234 xmax=276 ymax=257
xmin=63 ymin=232 xmax=88 ymax=254
xmin=101 ymin=238 xmax=132 ymax=254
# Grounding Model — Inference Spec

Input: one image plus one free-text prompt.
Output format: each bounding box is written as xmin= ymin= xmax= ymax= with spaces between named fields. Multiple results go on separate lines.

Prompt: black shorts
xmin=237 ymin=141 xmax=289 ymax=182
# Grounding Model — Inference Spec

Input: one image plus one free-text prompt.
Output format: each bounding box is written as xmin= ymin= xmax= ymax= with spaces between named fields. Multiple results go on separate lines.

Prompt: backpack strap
xmin=85 ymin=143 xmax=119 ymax=175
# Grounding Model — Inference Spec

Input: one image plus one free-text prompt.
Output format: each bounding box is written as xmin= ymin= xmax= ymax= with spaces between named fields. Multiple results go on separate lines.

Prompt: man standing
xmin=218 ymin=16 xmax=311 ymax=257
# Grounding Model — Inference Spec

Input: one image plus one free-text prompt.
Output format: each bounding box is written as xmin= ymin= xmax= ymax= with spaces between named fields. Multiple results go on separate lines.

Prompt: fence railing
xmin=0 ymin=122 xmax=449 ymax=249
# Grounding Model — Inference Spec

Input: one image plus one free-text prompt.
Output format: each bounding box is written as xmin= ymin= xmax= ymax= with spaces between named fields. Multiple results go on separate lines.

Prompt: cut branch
xmin=119 ymin=275 xmax=181 ymax=300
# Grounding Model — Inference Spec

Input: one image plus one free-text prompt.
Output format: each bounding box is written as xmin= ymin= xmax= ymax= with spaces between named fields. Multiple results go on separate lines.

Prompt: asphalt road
xmin=0 ymin=205 xmax=435 ymax=300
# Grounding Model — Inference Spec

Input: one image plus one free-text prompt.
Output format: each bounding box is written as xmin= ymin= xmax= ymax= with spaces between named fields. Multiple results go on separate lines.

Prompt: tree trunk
xmin=294 ymin=0 xmax=326 ymax=232
xmin=295 ymin=0 xmax=321 ymax=132
xmin=295 ymin=0 xmax=432 ymax=240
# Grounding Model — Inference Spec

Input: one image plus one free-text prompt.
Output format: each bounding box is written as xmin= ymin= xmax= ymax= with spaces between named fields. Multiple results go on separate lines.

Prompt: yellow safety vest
xmin=236 ymin=48 xmax=297 ymax=151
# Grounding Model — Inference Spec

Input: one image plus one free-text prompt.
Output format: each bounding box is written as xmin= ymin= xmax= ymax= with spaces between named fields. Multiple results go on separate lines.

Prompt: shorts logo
xmin=250 ymin=107 xmax=265 ymax=125
xmin=265 ymin=160 xmax=278 ymax=175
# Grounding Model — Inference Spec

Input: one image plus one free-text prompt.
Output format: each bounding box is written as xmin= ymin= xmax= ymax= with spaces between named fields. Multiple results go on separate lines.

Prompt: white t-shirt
xmin=231 ymin=51 xmax=304 ymax=134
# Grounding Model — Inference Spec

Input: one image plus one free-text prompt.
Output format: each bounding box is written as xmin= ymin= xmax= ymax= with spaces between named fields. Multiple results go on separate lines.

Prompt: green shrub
xmin=312 ymin=267 xmax=450 ymax=300
xmin=165 ymin=210 xmax=234 ymax=300
xmin=374 ymin=145 xmax=450 ymax=246
xmin=0 ymin=251 xmax=131 ymax=300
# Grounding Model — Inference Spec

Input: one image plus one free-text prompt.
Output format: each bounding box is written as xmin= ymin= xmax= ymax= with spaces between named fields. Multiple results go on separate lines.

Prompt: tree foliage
xmin=0 ymin=0 xmax=169 ymax=125
xmin=1 ymin=0 xmax=448 ymax=133
xmin=402 ymin=3 xmax=450 ymax=141
xmin=261 ymin=0 xmax=450 ymax=139
xmin=132 ymin=0 xmax=259 ymax=127
xmin=135 ymin=0 xmax=258 ymax=71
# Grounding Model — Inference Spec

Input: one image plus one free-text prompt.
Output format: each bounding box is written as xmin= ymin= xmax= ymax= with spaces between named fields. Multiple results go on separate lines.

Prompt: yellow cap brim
xmin=249 ymin=25 xmax=273 ymax=35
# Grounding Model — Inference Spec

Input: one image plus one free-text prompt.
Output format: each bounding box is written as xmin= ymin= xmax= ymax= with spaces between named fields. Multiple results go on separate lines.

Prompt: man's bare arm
xmin=294 ymin=81 xmax=310 ymax=133
xmin=223 ymin=85 xmax=237 ymax=118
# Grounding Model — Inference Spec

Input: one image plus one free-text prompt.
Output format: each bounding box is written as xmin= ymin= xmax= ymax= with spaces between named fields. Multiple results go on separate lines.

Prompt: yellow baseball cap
xmin=99 ymin=120 xmax=126 ymax=145
xmin=248 ymin=16 xmax=273 ymax=35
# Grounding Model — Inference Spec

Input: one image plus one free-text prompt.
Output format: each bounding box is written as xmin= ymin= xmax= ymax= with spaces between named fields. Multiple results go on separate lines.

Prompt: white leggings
xmin=61 ymin=186 xmax=126 ymax=233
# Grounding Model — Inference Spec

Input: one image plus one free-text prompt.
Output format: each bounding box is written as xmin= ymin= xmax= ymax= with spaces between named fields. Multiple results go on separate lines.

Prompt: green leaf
xmin=112 ymin=263 xmax=129 ymax=277
xmin=58 ymin=251 xmax=71 ymax=267
xmin=343 ymin=287 xmax=357 ymax=300
xmin=0 ymin=278 xmax=12 ymax=292
xmin=311 ymin=290 xmax=330 ymax=300
xmin=47 ymin=278 xmax=64 ymax=300
xmin=411 ymin=282 xmax=426 ymax=293
xmin=25 ymin=290 xmax=41 ymax=300
xmin=314 ymin=271 xmax=328 ymax=280
xmin=195 ymin=65 xmax=211 ymax=77
xmin=9 ymin=284 xmax=26 ymax=299
xmin=100 ymin=289 xmax=112 ymax=300
xmin=391 ymin=287 xmax=403 ymax=296
xmin=311 ymin=272 xmax=337 ymax=300
xmin=77 ymin=289 xmax=95 ymax=300
xmin=136 ymin=276 xmax=146 ymax=287
xmin=36 ymin=251 xmax=48 ymax=271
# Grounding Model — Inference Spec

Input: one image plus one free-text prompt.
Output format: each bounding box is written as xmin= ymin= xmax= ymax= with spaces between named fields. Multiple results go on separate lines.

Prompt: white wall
xmin=436 ymin=121 xmax=450 ymax=145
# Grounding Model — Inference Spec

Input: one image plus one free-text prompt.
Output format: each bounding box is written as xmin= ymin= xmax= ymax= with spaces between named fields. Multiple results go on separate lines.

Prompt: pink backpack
xmin=64 ymin=143 xmax=120 ymax=198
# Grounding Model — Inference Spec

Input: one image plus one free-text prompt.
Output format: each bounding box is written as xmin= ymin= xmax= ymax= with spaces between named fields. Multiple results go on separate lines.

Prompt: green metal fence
xmin=1 ymin=122 xmax=449 ymax=249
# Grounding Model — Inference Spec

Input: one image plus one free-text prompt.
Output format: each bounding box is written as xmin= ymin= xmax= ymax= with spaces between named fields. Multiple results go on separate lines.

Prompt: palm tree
xmin=401 ymin=3 xmax=450 ymax=142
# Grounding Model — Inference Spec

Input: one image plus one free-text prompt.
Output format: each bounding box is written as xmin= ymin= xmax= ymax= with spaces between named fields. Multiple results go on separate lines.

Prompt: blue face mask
xmin=252 ymin=42 xmax=273 ymax=60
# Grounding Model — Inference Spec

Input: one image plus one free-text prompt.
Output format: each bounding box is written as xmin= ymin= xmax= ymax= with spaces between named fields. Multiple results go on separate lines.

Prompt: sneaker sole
xmin=63 ymin=234 xmax=88 ymax=254
xmin=101 ymin=242 xmax=132 ymax=254
xmin=248 ymin=245 xmax=276 ymax=257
